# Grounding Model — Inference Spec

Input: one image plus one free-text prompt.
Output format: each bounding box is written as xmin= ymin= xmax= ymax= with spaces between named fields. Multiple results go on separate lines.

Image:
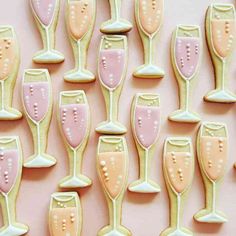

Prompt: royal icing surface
xmin=99 ymin=49 xmax=125 ymax=89
xmin=0 ymin=38 xmax=16 ymax=80
xmin=165 ymin=151 xmax=193 ymax=193
xmin=68 ymin=0 xmax=93 ymax=40
xmin=50 ymin=207 xmax=78 ymax=236
xmin=211 ymin=20 xmax=236 ymax=58
xmin=98 ymin=151 xmax=126 ymax=199
xmin=134 ymin=105 xmax=160 ymax=148
xmin=31 ymin=0 xmax=56 ymax=26
xmin=23 ymin=82 xmax=49 ymax=122
xmin=0 ymin=149 xmax=19 ymax=194
xmin=175 ymin=37 xmax=200 ymax=78
xmin=60 ymin=104 xmax=88 ymax=149
xmin=200 ymin=136 xmax=227 ymax=181
xmin=138 ymin=0 xmax=162 ymax=35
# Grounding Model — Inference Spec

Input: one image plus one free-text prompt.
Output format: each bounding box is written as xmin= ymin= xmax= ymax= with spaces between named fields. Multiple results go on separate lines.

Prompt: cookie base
xmin=24 ymin=154 xmax=57 ymax=168
xmin=0 ymin=223 xmax=28 ymax=236
xmin=194 ymin=209 xmax=227 ymax=223
xmin=160 ymin=227 xmax=193 ymax=236
xmin=0 ymin=108 xmax=22 ymax=121
xmin=204 ymin=89 xmax=236 ymax=103
xmin=100 ymin=19 xmax=132 ymax=34
xmin=96 ymin=121 xmax=127 ymax=135
xmin=168 ymin=110 xmax=201 ymax=123
xmin=59 ymin=175 xmax=92 ymax=188
xmin=133 ymin=64 xmax=165 ymax=79
xmin=98 ymin=225 xmax=132 ymax=236
xmin=64 ymin=69 xmax=95 ymax=83
xmin=128 ymin=179 xmax=161 ymax=193
xmin=33 ymin=50 xmax=64 ymax=64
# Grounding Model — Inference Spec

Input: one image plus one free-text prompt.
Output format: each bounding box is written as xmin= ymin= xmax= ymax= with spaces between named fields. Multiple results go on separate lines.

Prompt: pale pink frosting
xmin=175 ymin=37 xmax=200 ymax=79
xmin=0 ymin=149 xmax=19 ymax=194
xmin=31 ymin=0 xmax=56 ymax=26
xmin=23 ymin=82 xmax=49 ymax=122
xmin=60 ymin=104 xmax=88 ymax=148
xmin=134 ymin=105 xmax=160 ymax=148
xmin=99 ymin=49 xmax=125 ymax=89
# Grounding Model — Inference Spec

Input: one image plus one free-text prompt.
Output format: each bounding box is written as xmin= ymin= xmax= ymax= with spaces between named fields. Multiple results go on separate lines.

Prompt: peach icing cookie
xmin=64 ymin=0 xmax=96 ymax=83
xmin=204 ymin=4 xmax=236 ymax=103
xmin=128 ymin=93 xmax=161 ymax=193
xmin=0 ymin=25 xmax=22 ymax=120
xmin=168 ymin=25 xmax=201 ymax=123
xmin=22 ymin=69 xmax=56 ymax=168
xmin=194 ymin=122 xmax=228 ymax=223
xmin=30 ymin=0 xmax=64 ymax=64
xmin=0 ymin=136 xmax=28 ymax=236
xmin=96 ymin=35 xmax=128 ymax=135
xmin=100 ymin=0 xmax=132 ymax=34
xmin=58 ymin=90 xmax=92 ymax=188
xmin=161 ymin=137 xmax=194 ymax=236
xmin=49 ymin=192 xmax=82 ymax=236
xmin=133 ymin=0 xmax=165 ymax=79
xmin=97 ymin=136 xmax=131 ymax=236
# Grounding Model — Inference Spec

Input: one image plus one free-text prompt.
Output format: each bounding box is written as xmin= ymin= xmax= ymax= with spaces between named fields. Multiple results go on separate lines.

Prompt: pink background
xmin=1 ymin=0 xmax=236 ymax=235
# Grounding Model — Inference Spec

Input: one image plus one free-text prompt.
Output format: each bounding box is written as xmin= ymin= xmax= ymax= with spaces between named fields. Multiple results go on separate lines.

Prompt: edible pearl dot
xmin=100 ymin=161 xmax=106 ymax=166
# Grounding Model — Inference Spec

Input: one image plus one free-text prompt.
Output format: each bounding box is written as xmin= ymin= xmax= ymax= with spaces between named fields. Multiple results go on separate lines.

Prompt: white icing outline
xmin=97 ymin=136 xmax=127 ymax=232
xmin=22 ymin=69 xmax=52 ymax=159
xmin=0 ymin=26 xmax=16 ymax=116
xmin=59 ymin=90 xmax=90 ymax=180
xmin=50 ymin=192 xmax=81 ymax=235
xmin=197 ymin=122 xmax=228 ymax=222
xmin=136 ymin=0 xmax=164 ymax=68
xmin=98 ymin=35 xmax=127 ymax=124
xmin=0 ymin=136 xmax=24 ymax=234
xmin=132 ymin=93 xmax=160 ymax=184
xmin=30 ymin=0 xmax=59 ymax=54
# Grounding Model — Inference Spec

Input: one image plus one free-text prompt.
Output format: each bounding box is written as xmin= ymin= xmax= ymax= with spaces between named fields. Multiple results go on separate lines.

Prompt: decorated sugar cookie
xmin=30 ymin=0 xmax=64 ymax=64
xmin=100 ymin=0 xmax=132 ymax=34
xmin=161 ymin=137 xmax=194 ymax=236
xmin=22 ymin=69 xmax=56 ymax=168
xmin=168 ymin=25 xmax=201 ymax=123
xmin=96 ymin=35 xmax=128 ymax=135
xmin=128 ymin=93 xmax=161 ymax=193
xmin=194 ymin=122 xmax=228 ymax=223
xmin=133 ymin=0 xmax=165 ymax=79
xmin=0 ymin=136 xmax=28 ymax=236
xmin=0 ymin=25 xmax=22 ymax=120
xmin=204 ymin=4 xmax=236 ymax=103
xmin=97 ymin=136 xmax=131 ymax=236
xmin=49 ymin=192 xmax=82 ymax=236
xmin=58 ymin=90 xmax=92 ymax=188
xmin=64 ymin=0 xmax=96 ymax=83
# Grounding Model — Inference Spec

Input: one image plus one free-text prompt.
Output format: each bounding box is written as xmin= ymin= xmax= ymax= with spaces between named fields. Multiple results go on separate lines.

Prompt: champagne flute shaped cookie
xmin=96 ymin=35 xmax=128 ymax=135
xmin=64 ymin=0 xmax=96 ymax=83
xmin=204 ymin=4 xmax=236 ymax=103
xmin=194 ymin=122 xmax=228 ymax=223
xmin=97 ymin=136 xmax=131 ymax=236
xmin=0 ymin=26 xmax=22 ymax=120
xmin=49 ymin=192 xmax=82 ymax=236
xmin=169 ymin=25 xmax=202 ymax=123
xmin=100 ymin=0 xmax=132 ymax=34
xmin=128 ymin=93 xmax=161 ymax=193
xmin=161 ymin=137 xmax=194 ymax=236
xmin=30 ymin=0 xmax=64 ymax=64
xmin=58 ymin=90 xmax=92 ymax=188
xmin=22 ymin=69 xmax=56 ymax=168
xmin=133 ymin=0 xmax=165 ymax=79
xmin=0 ymin=136 xmax=28 ymax=236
